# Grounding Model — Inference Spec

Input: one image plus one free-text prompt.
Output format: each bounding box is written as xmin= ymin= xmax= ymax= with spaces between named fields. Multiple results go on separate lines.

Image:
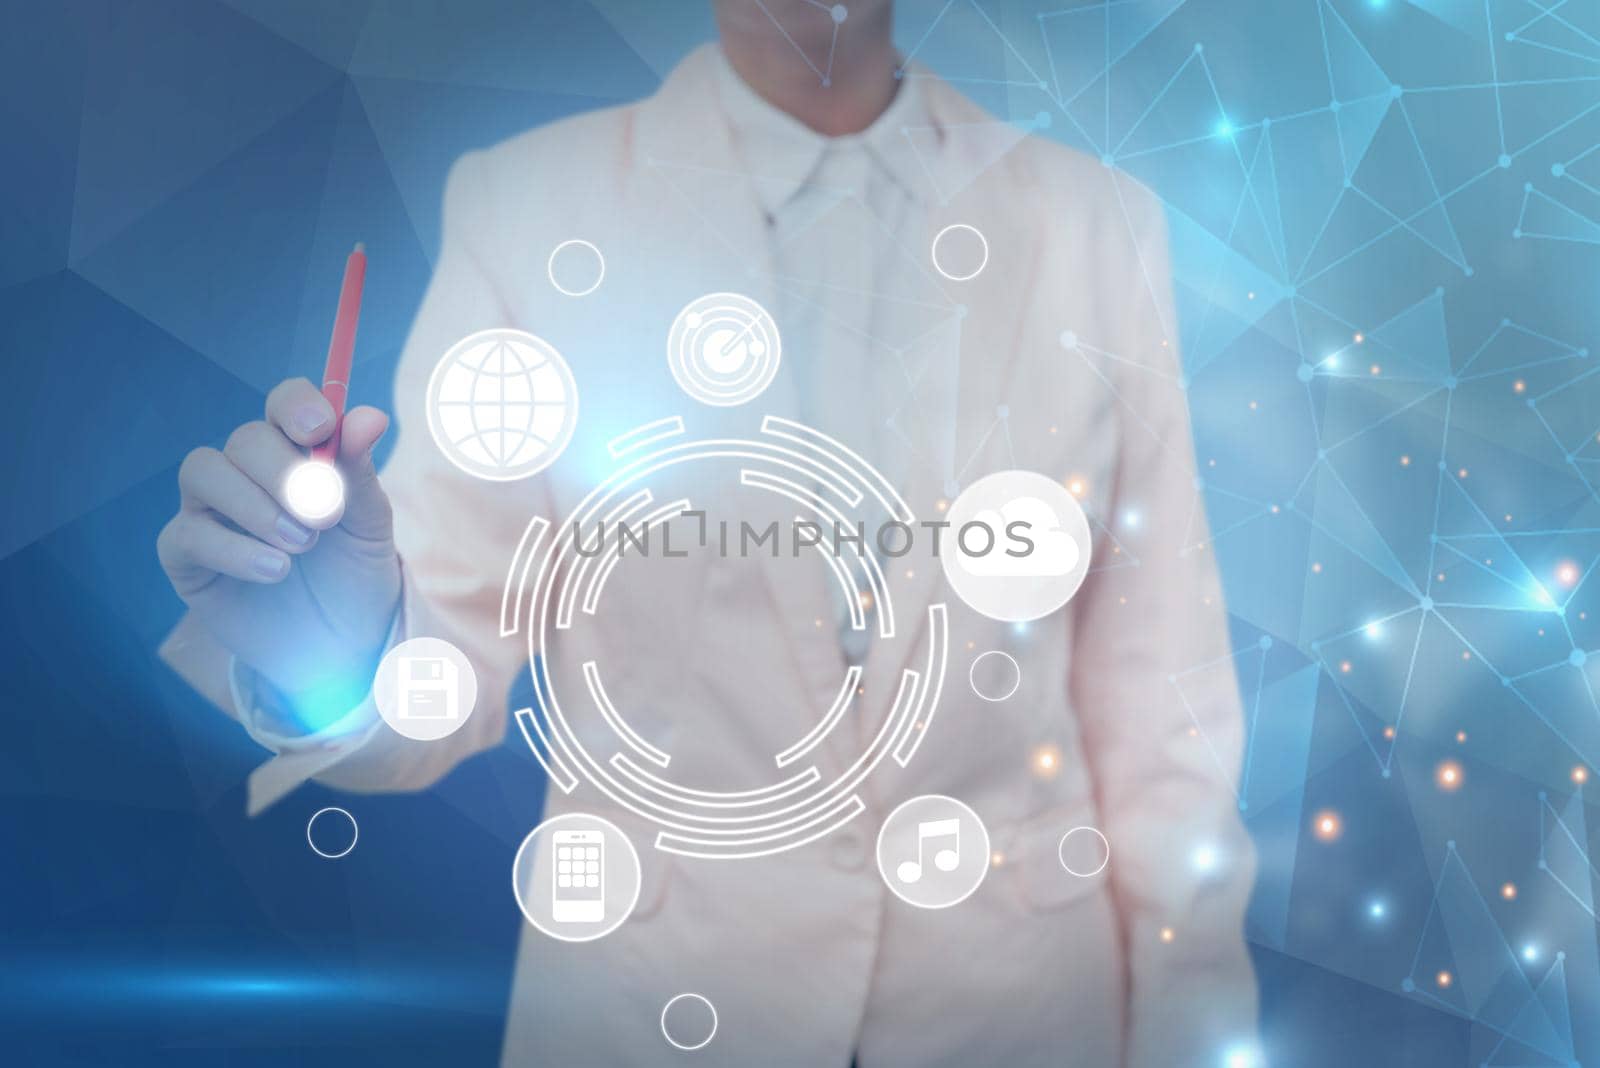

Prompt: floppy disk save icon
xmin=398 ymin=656 xmax=460 ymax=720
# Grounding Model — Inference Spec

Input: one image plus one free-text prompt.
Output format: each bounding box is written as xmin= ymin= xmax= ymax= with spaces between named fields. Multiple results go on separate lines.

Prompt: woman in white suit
xmin=158 ymin=1 xmax=1260 ymax=1064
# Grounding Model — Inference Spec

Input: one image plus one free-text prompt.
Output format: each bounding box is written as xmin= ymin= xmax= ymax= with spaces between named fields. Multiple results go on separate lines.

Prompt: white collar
xmin=710 ymin=44 xmax=936 ymax=216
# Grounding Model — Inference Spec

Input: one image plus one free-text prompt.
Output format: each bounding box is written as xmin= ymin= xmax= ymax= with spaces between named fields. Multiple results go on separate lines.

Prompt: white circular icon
xmin=512 ymin=812 xmax=642 ymax=942
xmin=968 ymin=650 xmax=1021 ymax=702
xmin=876 ymin=794 xmax=991 ymax=909
xmin=283 ymin=460 xmax=344 ymax=522
xmin=306 ymin=806 xmax=358 ymax=859
xmin=940 ymin=470 xmax=1093 ymax=622
xmin=667 ymin=292 xmax=781 ymax=406
xmin=660 ymin=993 xmax=718 ymax=1051
xmin=547 ymin=239 xmax=605 ymax=297
xmin=373 ymin=637 xmax=479 ymax=742
xmin=426 ymin=329 xmax=579 ymax=481
xmin=1058 ymin=826 xmax=1111 ymax=878
xmin=931 ymin=223 xmax=989 ymax=281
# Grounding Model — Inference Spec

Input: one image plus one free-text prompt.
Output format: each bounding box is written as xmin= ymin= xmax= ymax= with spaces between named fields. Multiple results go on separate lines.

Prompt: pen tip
xmin=352 ymin=241 xmax=365 ymax=254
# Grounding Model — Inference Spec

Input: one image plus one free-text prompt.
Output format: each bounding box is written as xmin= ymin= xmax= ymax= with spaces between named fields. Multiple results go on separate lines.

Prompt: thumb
xmin=334 ymin=405 xmax=393 ymax=542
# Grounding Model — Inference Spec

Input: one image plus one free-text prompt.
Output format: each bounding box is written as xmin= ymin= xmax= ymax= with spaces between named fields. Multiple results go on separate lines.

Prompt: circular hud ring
xmin=500 ymin=415 xmax=950 ymax=860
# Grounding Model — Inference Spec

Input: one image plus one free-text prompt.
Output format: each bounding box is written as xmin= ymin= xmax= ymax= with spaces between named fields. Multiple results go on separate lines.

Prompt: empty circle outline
xmin=968 ymin=650 xmax=1021 ymax=702
xmin=306 ymin=806 xmax=358 ymax=859
xmin=660 ymin=992 xmax=719 ymax=1051
xmin=1058 ymin=825 xmax=1111 ymax=878
xmin=931 ymin=223 xmax=989 ymax=281
xmin=547 ymin=238 xmax=605 ymax=297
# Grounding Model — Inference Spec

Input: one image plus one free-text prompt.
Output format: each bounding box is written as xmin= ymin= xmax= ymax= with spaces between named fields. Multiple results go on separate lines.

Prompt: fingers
xmin=178 ymin=446 xmax=317 ymax=553
xmin=159 ymin=511 xmax=291 ymax=591
xmin=223 ymin=419 xmax=343 ymax=531
xmin=332 ymin=406 xmax=393 ymax=542
xmin=265 ymin=377 xmax=336 ymax=447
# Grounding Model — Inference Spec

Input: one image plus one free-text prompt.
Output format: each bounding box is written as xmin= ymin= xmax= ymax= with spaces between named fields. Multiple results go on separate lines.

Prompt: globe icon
xmin=426 ymin=329 xmax=579 ymax=481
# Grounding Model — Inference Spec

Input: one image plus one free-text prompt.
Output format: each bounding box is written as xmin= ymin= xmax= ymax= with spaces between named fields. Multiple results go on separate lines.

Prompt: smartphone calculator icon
xmin=552 ymin=829 xmax=605 ymax=923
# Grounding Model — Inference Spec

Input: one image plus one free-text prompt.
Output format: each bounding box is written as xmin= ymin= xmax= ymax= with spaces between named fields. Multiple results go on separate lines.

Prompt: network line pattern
xmin=881 ymin=0 xmax=1600 ymax=1056
xmin=501 ymin=415 xmax=951 ymax=860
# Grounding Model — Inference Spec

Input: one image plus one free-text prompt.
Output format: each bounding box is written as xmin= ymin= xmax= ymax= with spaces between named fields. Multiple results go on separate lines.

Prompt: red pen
xmin=285 ymin=243 xmax=366 ymax=522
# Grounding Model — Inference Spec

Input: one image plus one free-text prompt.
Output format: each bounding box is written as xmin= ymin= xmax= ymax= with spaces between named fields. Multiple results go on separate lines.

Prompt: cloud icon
xmin=958 ymin=496 xmax=1083 ymax=577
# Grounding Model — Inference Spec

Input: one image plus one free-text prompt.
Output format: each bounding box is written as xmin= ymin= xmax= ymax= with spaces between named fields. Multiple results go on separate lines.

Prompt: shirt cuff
xmin=226 ymin=601 xmax=406 ymax=756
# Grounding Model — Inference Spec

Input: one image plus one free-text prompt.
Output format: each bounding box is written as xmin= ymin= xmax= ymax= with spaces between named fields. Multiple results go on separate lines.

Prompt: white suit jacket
xmin=163 ymin=44 xmax=1257 ymax=1068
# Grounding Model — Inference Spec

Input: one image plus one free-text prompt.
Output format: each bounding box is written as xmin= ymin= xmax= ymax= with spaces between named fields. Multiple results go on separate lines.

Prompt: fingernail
xmin=294 ymin=406 xmax=330 ymax=434
xmin=252 ymin=552 xmax=288 ymax=578
xmin=276 ymin=514 xmax=314 ymax=546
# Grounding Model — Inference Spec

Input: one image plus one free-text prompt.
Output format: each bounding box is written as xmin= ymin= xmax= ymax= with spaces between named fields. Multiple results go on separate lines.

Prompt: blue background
xmin=5 ymin=1 xmax=1600 ymax=1064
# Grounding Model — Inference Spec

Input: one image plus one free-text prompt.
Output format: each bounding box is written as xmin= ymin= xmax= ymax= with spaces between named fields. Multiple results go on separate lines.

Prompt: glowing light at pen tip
xmin=1368 ymin=899 xmax=1386 ymax=920
xmin=1501 ymin=882 xmax=1518 ymax=900
xmin=1573 ymin=765 xmax=1589 ymax=785
xmin=1522 ymin=944 xmax=1540 ymax=963
xmin=1364 ymin=621 xmax=1382 ymax=639
xmin=1555 ymin=560 xmax=1580 ymax=588
xmin=1436 ymin=970 xmax=1452 ymax=988
xmin=1031 ymin=743 xmax=1062 ymax=779
xmin=284 ymin=461 xmax=344 ymax=522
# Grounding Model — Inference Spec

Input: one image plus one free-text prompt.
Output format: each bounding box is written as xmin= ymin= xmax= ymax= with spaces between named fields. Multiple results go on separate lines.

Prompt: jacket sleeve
xmin=1068 ymin=178 xmax=1260 ymax=1067
xmin=162 ymin=149 xmax=552 ymax=808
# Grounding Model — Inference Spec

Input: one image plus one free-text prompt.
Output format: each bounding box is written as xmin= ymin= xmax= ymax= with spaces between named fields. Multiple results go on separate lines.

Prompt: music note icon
xmin=895 ymin=818 xmax=961 ymax=884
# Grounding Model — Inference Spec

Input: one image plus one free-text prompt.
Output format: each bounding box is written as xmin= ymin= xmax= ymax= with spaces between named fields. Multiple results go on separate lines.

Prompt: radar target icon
xmin=667 ymin=293 xmax=781 ymax=407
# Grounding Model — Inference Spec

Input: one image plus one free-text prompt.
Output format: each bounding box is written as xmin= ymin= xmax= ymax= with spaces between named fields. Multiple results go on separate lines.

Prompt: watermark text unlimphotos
xmin=569 ymin=512 xmax=1040 ymax=560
